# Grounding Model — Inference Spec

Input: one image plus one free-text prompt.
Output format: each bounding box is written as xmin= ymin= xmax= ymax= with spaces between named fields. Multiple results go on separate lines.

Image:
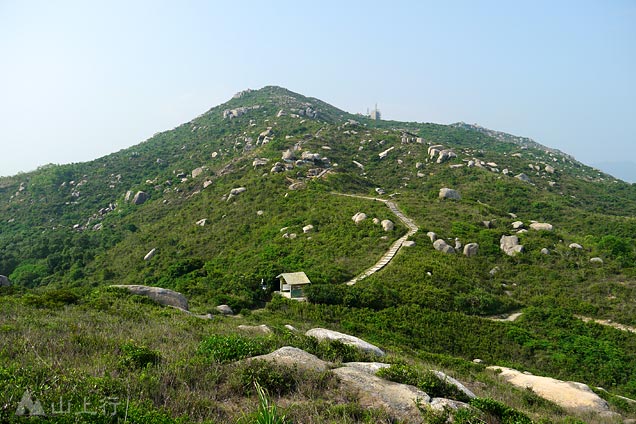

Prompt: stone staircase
xmin=332 ymin=193 xmax=419 ymax=285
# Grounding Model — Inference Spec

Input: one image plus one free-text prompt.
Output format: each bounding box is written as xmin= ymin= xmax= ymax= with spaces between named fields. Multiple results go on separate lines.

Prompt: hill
xmin=1 ymin=86 xmax=636 ymax=423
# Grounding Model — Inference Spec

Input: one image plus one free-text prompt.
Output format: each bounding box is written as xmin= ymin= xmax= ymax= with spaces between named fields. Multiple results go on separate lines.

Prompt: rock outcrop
xmin=229 ymin=187 xmax=247 ymax=196
xmin=0 ymin=275 xmax=10 ymax=287
xmin=530 ymin=222 xmax=553 ymax=231
xmin=144 ymin=248 xmax=157 ymax=261
xmin=431 ymin=370 xmax=476 ymax=399
xmin=305 ymin=328 xmax=385 ymax=356
xmin=439 ymin=188 xmax=461 ymax=200
xmin=216 ymin=304 xmax=234 ymax=315
xmin=111 ymin=285 xmax=189 ymax=310
xmin=191 ymin=167 xmax=204 ymax=178
xmin=381 ymin=219 xmax=394 ymax=231
xmin=352 ymin=212 xmax=367 ymax=224
xmin=489 ymin=366 xmax=615 ymax=417
xmin=463 ymin=243 xmax=479 ymax=257
xmin=332 ymin=366 xmax=430 ymax=422
xmin=238 ymin=324 xmax=272 ymax=334
xmin=132 ymin=191 xmax=148 ymax=205
xmin=433 ymin=239 xmax=455 ymax=254
xmin=500 ymin=235 xmax=524 ymax=256
xmin=248 ymin=346 xmax=328 ymax=372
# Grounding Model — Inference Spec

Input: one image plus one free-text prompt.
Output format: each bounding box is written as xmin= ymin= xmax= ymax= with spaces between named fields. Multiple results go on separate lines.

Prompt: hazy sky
xmin=1 ymin=1 xmax=635 ymax=177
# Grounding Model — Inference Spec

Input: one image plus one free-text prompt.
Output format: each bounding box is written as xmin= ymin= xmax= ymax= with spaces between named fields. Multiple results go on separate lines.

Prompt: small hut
xmin=276 ymin=272 xmax=311 ymax=300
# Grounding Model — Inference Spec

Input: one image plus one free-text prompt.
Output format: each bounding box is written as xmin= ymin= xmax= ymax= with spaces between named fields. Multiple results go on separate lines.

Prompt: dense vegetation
xmin=1 ymin=86 xmax=636 ymax=422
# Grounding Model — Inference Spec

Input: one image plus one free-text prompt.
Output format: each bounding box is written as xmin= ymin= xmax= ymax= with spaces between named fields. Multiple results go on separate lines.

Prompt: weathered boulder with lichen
xmin=305 ymin=328 xmax=385 ymax=356
xmin=500 ymin=235 xmax=524 ymax=256
xmin=111 ymin=285 xmax=188 ymax=310
xmin=433 ymin=239 xmax=456 ymax=254
xmin=439 ymin=188 xmax=461 ymax=200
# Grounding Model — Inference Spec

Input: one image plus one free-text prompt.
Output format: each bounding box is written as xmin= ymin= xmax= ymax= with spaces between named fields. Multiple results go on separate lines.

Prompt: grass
xmin=0 ymin=292 xmax=633 ymax=423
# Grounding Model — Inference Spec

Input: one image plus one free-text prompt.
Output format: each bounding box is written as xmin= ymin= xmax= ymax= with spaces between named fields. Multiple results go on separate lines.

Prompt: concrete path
xmin=332 ymin=193 xmax=419 ymax=285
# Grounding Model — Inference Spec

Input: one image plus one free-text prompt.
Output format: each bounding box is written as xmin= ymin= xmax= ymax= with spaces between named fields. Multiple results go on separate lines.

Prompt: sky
xmin=1 ymin=0 xmax=635 ymax=179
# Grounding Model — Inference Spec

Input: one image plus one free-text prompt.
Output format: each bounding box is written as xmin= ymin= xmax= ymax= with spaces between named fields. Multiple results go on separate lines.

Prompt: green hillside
xmin=1 ymin=86 xmax=636 ymax=423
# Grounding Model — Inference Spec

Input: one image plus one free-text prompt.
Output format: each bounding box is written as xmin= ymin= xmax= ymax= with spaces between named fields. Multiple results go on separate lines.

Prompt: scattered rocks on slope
xmin=252 ymin=158 xmax=269 ymax=167
xmin=132 ymin=191 xmax=148 ymax=205
xmin=433 ymin=239 xmax=456 ymax=254
xmin=427 ymin=231 xmax=437 ymax=242
xmin=282 ymin=149 xmax=296 ymax=161
xmin=515 ymin=173 xmax=531 ymax=183
xmin=216 ymin=304 xmax=234 ymax=315
xmin=500 ymin=235 xmax=524 ymax=256
xmin=590 ymin=257 xmax=604 ymax=264
xmin=512 ymin=221 xmax=524 ymax=229
xmin=541 ymin=248 xmax=551 ymax=255
xmin=305 ymin=328 xmax=385 ymax=356
xmin=381 ymin=219 xmax=394 ymax=231
xmin=436 ymin=149 xmax=457 ymax=164
xmin=303 ymin=224 xmax=314 ymax=233
xmin=196 ymin=219 xmax=207 ymax=227
xmin=110 ymin=285 xmax=189 ymax=310
xmin=403 ymin=241 xmax=416 ymax=247
xmin=229 ymin=187 xmax=247 ymax=196
xmin=488 ymin=366 xmax=616 ymax=417
xmin=144 ymin=248 xmax=157 ymax=261
xmin=463 ymin=243 xmax=479 ymax=257
xmin=352 ymin=212 xmax=367 ymax=224
xmin=530 ymin=222 xmax=553 ymax=231
xmin=439 ymin=188 xmax=461 ymax=200
xmin=191 ymin=167 xmax=205 ymax=178
xmin=248 ymin=346 xmax=328 ymax=372
xmin=545 ymin=165 xmax=556 ymax=174
xmin=0 ymin=275 xmax=10 ymax=287
xmin=378 ymin=146 xmax=395 ymax=159
xmin=238 ymin=324 xmax=272 ymax=334
xmin=569 ymin=243 xmax=583 ymax=250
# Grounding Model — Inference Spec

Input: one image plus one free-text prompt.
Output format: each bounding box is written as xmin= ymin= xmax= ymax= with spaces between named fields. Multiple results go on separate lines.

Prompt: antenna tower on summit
xmin=369 ymin=103 xmax=381 ymax=121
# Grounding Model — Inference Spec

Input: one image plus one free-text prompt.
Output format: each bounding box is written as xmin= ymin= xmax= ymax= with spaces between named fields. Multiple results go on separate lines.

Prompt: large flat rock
xmin=305 ymin=328 xmax=385 ymax=356
xmin=488 ymin=366 xmax=613 ymax=415
xmin=111 ymin=285 xmax=188 ymax=310
xmin=333 ymin=366 xmax=429 ymax=423
xmin=247 ymin=346 xmax=329 ymax=372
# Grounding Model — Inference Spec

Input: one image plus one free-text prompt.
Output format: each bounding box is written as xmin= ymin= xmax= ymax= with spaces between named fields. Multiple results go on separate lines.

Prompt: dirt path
xmin=576 ymin=315 xmax=636 ymax=334
xmin=332 ymin=193 xmax=419 ymax=285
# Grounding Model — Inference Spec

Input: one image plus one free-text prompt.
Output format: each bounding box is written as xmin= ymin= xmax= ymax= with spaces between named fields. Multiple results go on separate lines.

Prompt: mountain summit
xmin=1 ymin=86 xmax=636 ymax=422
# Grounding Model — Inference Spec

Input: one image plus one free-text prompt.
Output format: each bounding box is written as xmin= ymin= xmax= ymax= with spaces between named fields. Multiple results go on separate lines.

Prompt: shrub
xmin=232 ymin=360 xmax=296 ymax=396
xmin=119 ymin=342 xmax=161 ymax=369
xmin=469 ymin=397 xmax=533 ymax=424
xmin=22 ymin=289 xmax=81 ymax=308
xmin=198 ymin=334 xmax=270 ymax=363
xmin=377 ymin=364 xmax=470 ymax=402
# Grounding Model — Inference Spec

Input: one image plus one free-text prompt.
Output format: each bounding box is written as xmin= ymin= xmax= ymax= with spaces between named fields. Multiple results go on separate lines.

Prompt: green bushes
xmin=468 ymin=397 xmax=533 ymax=424
xmin=22 ymin=288 xmax=81 ymax=308
xmin=198 ymin=334 xmax=271 ymax=363
xmin=232 ymin=360 xmax=296 ymax=396
xmin=376 ymin=363 xmax=471 ymax=402
xmin=119 ymin=342 xmax=161 ymax=369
